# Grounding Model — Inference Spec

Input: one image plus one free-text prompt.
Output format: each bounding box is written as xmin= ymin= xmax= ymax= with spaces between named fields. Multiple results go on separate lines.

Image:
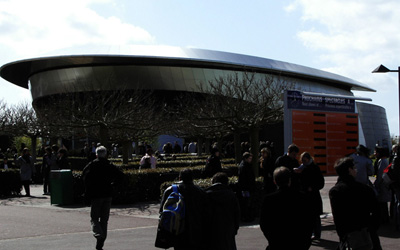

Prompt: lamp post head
xmin=372 ymin=64 xmax=391 ymax=73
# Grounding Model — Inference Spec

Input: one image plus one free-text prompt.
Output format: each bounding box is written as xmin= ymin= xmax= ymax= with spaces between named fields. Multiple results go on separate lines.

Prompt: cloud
xmin=287 ymin=0 xmax=400 ymax=133
xmin=0 ymin=0 xmax=155 ymax=59
xmin=288 ymin=0 xmax=400 ymax=89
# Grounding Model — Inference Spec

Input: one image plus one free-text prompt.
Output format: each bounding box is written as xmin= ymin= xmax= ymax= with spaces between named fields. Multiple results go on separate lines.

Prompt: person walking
xmin=50 ymin=145 xmax=59 ymax=170
xmin=156 ymin=169 xmax=207 ymax=250
xmin=82 ymin=146 xmax=124 ymax=250
xmin=173 ymin=141 xmax=181 ymax=154
xmin=260 ymin=166 xmax=313 ymax=250
xmin=205 ymin=172 xmax=240 ymax=250
xmin=374 ymin=147 xmax=392 ymax=224
xmin=56 ymin=148 xmax=70 ymax=169
xmin=275 ymin=143 xmax=301 ymax=190
xmin=260 ymin=147 xmax=276 ymax=194
xmin=388 ymin=146 xmax=400 ymax=230
xmin=299 ymin=152 xmax=325 ymax=240
xmin=238 ymin=152 xmax=256 ymax=222
xmin=16 ymin=148 xmax=35 ymax=196
xmin=41 ymin=147 xmax=52 ymax=195
xmin=204 ymin=147 xmax=222 ymax=178
xmin=350 ymin=144 xmax=374 ymax=185
xmin=329 ymin=157 xmax=381 ymax=250
xmin=140 ymin=148 xmax=157 ymax=169
xmin=188 ymin=141 xmax=196 ymax=153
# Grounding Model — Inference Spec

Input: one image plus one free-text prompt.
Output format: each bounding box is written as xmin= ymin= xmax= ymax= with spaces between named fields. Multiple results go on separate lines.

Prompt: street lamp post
xmin=372 ymin=64 xmax=400 ymax=138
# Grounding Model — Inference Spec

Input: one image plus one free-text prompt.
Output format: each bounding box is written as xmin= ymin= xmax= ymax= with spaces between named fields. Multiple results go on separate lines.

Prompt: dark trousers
xmin=239 ymin=192 xmax=254 ymax=222
xmin=91 ymin=197 xmax=112 ymax=250
xmin=378 ymin=202 xmax=389 ymax=224
xmin=22 ymin=180 xmax=30 ymax=196
xmin=313 ymin=214 xmax=322 ymax=238
xmin=43 ymin=173 xmax=50 ymax=194
xmin=394 ymin=189 xmax=400 ymax=230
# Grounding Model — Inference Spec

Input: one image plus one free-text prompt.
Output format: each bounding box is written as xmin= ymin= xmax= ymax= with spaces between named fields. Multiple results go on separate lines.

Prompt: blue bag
xmin=160 ymin=184 xmax=185 ymax=235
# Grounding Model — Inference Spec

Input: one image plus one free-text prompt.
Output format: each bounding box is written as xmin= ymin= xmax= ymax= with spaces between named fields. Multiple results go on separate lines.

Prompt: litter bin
xmin=50 ymin=170 xmax=74 ymax=205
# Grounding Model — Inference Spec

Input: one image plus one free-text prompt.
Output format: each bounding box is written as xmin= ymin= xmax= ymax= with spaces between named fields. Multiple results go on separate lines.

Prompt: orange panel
xmin=292 ymin=110 xmax=358 ymax=175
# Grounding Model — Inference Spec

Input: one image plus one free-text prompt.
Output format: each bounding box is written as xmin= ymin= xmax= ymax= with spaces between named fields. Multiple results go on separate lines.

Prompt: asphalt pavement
xmin=0 ymin=176 xmax=399 ymax=249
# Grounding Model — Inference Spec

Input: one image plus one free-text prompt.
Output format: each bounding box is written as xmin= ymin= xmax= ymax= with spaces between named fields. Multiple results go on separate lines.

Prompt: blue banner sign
xmin=287 ymin=90 xmax=355 ymax=113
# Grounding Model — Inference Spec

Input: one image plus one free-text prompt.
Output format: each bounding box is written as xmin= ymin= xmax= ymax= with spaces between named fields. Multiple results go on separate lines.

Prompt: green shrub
xmin=72 ymin=164 xmax=239 ymax=204
xmin=64 ymin=156 xmax=235 ymax=171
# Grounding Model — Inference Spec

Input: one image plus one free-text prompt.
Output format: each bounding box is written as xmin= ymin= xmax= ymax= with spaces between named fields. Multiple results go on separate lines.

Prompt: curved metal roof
xmin=0 ymin=45 xmax=375 ymax=92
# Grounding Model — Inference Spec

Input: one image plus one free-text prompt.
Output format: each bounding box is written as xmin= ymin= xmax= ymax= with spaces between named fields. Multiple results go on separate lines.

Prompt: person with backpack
xmin=140 ymin=148 xmax=156 ymax=169
xmin=156 ymin=169 xmax=207 ymax=250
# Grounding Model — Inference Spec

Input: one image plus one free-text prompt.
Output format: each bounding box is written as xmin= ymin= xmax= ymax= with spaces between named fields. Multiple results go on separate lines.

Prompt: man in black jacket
xmin=156 ymin=169 xmax=207 ymax=250
xmin=275 ymin=144 xmax=300 ymax=189
xmin=204 ymin=147 xmax=222 ymax=178
xmin=238 ymin=152 xmax=255 ymax=222
xmin=82 ymin=146 xmax=124 ymax=250
xmin=260 ymin=167 xmax=313 ymax=250
xmin=205 ymin=172 xmax=240 ymax=250
xmin=329 ymin=157 xmax=381 ymax=250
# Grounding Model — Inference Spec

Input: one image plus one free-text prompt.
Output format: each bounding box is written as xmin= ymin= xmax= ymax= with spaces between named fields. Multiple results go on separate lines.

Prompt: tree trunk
xmin=122 ymin=140 xmax=131 ymax=165
xmin=197 ymin=137 xmax=204 ymax=156
xmin=234 ymin=130 xmax=242 ymax=164
xmin=99 ymin=123 xmax=109 ymax=148
xmin=249 ymin=126 xmax=260 ymax=177
xmin=134 ymin=141 xmax=139 ymax=156
xmin=205 ymin=138 xmax=211 ymax=154
xmin=30 ymin=135 xmax=37 ymax=163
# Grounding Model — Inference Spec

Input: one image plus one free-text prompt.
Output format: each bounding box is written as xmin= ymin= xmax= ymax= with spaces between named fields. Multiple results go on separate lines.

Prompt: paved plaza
xmin=0 ymin=176 xmax=399 ymax=249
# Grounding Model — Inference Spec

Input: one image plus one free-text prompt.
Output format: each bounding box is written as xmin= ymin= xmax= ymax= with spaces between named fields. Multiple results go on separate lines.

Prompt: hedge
xmin=72 ymin=164 xmax=239 ymax=204
xmin=1 ymin=164 xmax=266 ymax=218
xmin=55 ymin=156 xmax=236 ymax=171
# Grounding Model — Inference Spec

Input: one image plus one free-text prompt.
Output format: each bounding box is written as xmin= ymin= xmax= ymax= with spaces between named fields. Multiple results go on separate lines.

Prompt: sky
xmin=1 ymin=0 xmax=400 ymax=135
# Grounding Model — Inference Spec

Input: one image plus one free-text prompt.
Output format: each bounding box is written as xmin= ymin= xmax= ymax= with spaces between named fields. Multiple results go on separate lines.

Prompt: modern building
xmin=0 ymin=46 xmax=391 ymax=172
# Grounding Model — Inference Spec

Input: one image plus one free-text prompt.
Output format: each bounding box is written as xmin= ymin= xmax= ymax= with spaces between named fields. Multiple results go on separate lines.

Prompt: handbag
xmin=345 ymin=227 xmax=373 ymax=250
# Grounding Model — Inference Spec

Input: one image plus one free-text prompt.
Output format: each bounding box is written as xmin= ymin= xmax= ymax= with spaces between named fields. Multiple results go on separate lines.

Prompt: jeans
xmin=91 ymin=197 xmax=112 ymax=249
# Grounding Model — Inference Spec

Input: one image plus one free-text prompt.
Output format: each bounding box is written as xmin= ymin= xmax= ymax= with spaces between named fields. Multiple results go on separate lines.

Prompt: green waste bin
xmin=50 ymin=170 xmax=74 ymax=205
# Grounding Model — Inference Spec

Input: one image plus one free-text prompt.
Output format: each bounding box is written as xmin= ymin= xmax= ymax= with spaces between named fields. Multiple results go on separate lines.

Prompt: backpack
xmin=159 ymin=184 xmax=185 ymax=235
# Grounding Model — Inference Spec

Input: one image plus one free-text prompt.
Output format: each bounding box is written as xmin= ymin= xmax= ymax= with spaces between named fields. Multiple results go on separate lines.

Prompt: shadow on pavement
xmin=311 ymin=239 xmax=338 ymax=249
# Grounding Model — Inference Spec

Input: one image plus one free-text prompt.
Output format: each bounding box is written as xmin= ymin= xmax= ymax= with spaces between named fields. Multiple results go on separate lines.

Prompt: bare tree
xmin=0 ymin=99 xmax=8 ymax=133
xmin=176 ymin=72 xmax=293 ymax=175
xmin=35 ymin=86 xmax=162 ymax=163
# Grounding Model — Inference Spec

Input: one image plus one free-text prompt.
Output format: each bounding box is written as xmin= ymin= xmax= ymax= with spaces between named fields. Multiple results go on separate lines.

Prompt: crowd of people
xmin=0 ymin=144 xmax=71 ymax=196
xmin=3 ymin=139 xmax=400 ymax=249
xmin=156 ymin=142 xmax=400 ymax=250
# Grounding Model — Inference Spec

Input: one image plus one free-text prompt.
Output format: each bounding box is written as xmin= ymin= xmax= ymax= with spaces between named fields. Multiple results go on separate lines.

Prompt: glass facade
xmin=29 ymin=65 xmax=353 ymax=100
